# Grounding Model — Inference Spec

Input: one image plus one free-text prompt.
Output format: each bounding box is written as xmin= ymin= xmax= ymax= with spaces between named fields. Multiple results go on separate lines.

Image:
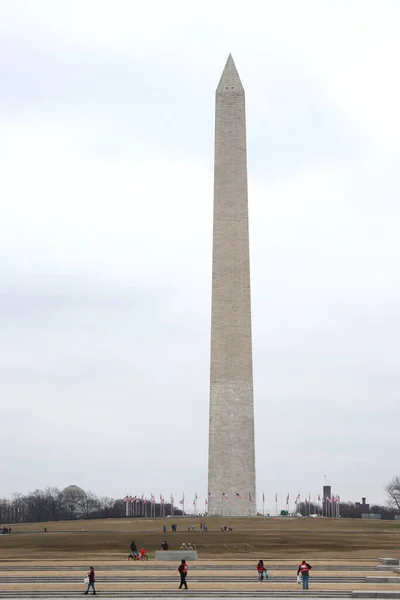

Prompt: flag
xmin=318 ymin=494 xmax=321 ymax=502
xmin=286 ymin=493 xmax=289 ymax=504
xmin=208 ymin=492 xmax=215 ymax=498
xmin=236 ymin=492 xmax=242 ymax=498
xmin=275 ymin=493 xmax=277 ymax=502
xmin=249 ymin=493 xmax=254 ymax=502
xmin=205 ymin=498 xmax=208 ymax=505
xmin=151 ymin=495 xmax=155 ymax=504
xmin=144 ymin=498 xmax=147 ymax=505
xmin=295 ymin=493 xmax=300 ymax=504
xmin=263 ymin=492 xmax=265 ymax=502
xmin=308 ymin=493 xmax=311 ymax=502
xmin=179 ymin=494 xmax=184 ymax=505
xmin=222 ymin=492 xmax=228 ymax=498
xmin=123 ymin=496 xmax=129 ymax=503
xmin=195 ymin=493 xmax=198 ymax=500
xmin=337 ymin=495 xmax=341 ymax=503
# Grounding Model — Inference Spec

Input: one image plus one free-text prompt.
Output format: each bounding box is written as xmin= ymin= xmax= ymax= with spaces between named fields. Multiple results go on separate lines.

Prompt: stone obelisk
xmin=208 ymin=55 xmax=256 ymax=517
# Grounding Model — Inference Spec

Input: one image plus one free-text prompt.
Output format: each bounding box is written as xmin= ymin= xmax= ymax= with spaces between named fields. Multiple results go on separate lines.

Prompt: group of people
xmin=163 ymin=523 xmax=179 ymax=532
xmin=0 ymin=526 xmax=12 ymax=534
xmin=128 ymin=540 xmax=147 ymax=560
xmin=255 ymin=559 xmax=312 ymax=589
xmin=220 ymin=524 xmax=233 ymax=531
xmin=83 ymin=559 xmax=313 ymax=592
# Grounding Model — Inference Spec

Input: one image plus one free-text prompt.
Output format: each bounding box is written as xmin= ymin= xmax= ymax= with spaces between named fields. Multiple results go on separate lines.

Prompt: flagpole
xmin=236 ymin=494 xmax=238 ymax=517
xmin=262 ymin=492 xmax=265 ymax=517
xmin=275 ymin=494 xmax=277 ymax=517
xmin=221 ymin=493 xmax=224 ymax=518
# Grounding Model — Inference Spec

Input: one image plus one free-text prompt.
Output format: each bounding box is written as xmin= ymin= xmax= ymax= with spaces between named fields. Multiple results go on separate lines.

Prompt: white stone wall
xmin=208 ymin=56 xmax=256 ymax=517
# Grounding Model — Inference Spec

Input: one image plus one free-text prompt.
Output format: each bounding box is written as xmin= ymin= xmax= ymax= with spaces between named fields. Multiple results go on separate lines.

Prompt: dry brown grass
xmin=0 ymin=516 xmax=399 ymax=560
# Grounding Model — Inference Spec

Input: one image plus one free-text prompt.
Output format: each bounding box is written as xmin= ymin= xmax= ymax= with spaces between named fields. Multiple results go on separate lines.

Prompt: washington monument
xmin=208 ymin=55 xmax=256 ymax=517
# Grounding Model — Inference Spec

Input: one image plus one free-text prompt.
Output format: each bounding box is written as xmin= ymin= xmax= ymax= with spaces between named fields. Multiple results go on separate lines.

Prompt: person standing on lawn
xmin=297 ymin=560 xmax=312 ymax=590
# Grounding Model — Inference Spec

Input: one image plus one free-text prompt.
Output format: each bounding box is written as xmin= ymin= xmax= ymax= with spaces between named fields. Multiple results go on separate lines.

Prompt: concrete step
xmin=0 ymin=576 xmax=368 ymax=583
xmin=352 ymin=593 xmax=400 ymax=599
xmin=0 ymin=592 xmax=353 ymax=598
xmin=0 ymin=565 xmax=383 ymax=572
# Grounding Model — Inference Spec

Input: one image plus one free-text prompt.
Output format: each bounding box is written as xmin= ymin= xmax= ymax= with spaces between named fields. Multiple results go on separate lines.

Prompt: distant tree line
xmin=0 ymin=487 xmax=178 ymax=524
xmin=294 ymin=477 xmax=400 ymax=520
xmin=294 ymin=501 xmax=399 ymax=520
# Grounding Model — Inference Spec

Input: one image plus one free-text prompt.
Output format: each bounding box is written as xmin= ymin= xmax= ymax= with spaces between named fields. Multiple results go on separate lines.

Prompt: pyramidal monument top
xmin=216 ymin=54 xmax=244 ymax=93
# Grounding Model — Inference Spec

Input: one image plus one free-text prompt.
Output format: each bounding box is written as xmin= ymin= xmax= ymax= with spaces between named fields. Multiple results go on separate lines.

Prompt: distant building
xmin=355 ymin=497 xmax=370 ymax=516
xmin=323 ymin=486 xmax=331 ymax=517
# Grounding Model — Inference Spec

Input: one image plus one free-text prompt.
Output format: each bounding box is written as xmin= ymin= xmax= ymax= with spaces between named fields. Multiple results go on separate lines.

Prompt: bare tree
xmin=62 ymin=488 xmax=84 ymax=520
xmin=385 ymin=476 xmax=400 ymax=509
xmin=80 ymin=491 xmax=100 ymax=519
xmin=43 ymin=488 xmax=64 ymax=521
xmin=98 ymin=497 xmax=115 ymax=518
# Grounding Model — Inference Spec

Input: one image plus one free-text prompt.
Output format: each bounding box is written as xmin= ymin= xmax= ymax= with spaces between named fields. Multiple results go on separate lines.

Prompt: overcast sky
xmin=1 ymin=0 xmax=400 ymax=511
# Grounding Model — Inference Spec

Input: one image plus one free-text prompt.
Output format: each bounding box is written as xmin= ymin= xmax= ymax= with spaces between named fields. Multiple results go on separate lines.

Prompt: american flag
xmin=295 ymin=493 xmax=300 ymax=504
xmin=205 ymin=498 xmax=208 ymax=505
xmin=235 ymin=492 xmax=242 ymax=498
xmin=262 ymin=492 xmax=265 ymax=502
xmin=249 ymin=493 xmax=254 ymax=502
xmin=123 ymin=496 xmax=129 ymax=503
xmin=275 ymin=493 xmax=278 ymax=502
xmin=222 ymin=492 xmax=228 ymax=498
xmin=286 ymin=493 xmax=290 ymax=504
xmin=151 ymin=495 xmax=155 ymax=504
xmin=318 ymin=494 xmax=321 ymax=501
xmin=208 ymin=492 xmax=215 ymax=498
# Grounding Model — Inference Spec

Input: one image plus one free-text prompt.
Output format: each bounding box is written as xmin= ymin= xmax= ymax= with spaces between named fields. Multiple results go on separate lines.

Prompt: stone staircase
xmin=0 ymin=559 xmax=398 ymax=598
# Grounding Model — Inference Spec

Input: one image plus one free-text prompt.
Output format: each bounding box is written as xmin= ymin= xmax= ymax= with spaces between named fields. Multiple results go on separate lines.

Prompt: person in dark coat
xmin=178 ymin=559 xmax=188 ymax=589
xmin=84 ymin=566 xmax=96 ymax=595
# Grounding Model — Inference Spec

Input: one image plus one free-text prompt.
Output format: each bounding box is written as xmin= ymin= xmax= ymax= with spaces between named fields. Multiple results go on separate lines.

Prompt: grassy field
xmin=1 ymin=517 xmax=399 ymax=560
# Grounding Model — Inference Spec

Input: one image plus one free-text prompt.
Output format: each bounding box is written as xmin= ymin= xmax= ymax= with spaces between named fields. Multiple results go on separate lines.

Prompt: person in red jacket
xmin=84 ymin=566 xmax=96 ymax=595
xmin=297 ymin=560 xmax=312 ymax=589
xmin=256 ymin=560 xmax=267 ymax=582
xmin=178 ymin=559 xmax=188 ymax=589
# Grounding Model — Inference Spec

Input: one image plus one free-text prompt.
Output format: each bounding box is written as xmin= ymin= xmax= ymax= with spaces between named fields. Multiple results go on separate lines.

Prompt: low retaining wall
xmin=154 ymin=550 xmax=198 ymax=561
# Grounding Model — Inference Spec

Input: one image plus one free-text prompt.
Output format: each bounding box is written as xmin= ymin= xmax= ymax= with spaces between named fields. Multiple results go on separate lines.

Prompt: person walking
xmin=178 ymin=559 xmax=188 ymax=589
xmin=297 ymin=560 xmax=312 ymax=590
xmin=256 ymin=559 xmax=267 ymax=582
xmin=84 ymin=566 xmax=96 ymax=595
